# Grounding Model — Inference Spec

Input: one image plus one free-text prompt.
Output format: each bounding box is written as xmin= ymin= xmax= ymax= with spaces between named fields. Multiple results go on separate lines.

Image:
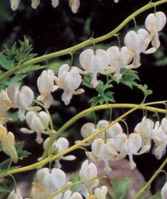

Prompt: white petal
xmin=10 ymin=0 xmax=21 ymax=11
xmin=81 ymin=122 xmax=96 ymax=138
xmin=31 ymin=0 xmax=40 ymax=9
xmin=18 ymin=86 xmax=34 ymax=109
xmin=69 ymin=0 xmax=80 ymax=14
xmin=51 ymin=0 xmax=60 ymax=8
xmin=51 ymin=168 xmax=67 ymax=188
xmin=161 ymin=181 xmax=167 ymax=199
xmin=79 ymin=49 xmax=94 ymax=72
xmin=7 ymin=189 xmax=23 ymax=199
xmin=53 ymin=137 xmax=69 ymax=151
xmin=94 ymin=186 xmax=108 ymax=199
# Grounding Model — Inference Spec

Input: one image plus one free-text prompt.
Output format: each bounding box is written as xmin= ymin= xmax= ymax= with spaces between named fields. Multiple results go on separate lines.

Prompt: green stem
xmin=42 ymin=103 xmax=167 ymax=158
xmin=0 ymin=108 xmax=137 ymax=177
xmin=0 ymin=102 xmax=166 ymax=177
xmin=0 ymin=0 xmax=167 ymax=82
xmin=134 ymin=157 xmax=167 ymax=199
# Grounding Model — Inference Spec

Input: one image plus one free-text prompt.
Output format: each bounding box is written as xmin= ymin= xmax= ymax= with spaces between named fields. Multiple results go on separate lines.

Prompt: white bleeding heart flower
xmin=51 ymin=0 xmax=60 ymax=8
xmin=124 ymin=28 xmax=152 ymax=68
xmin=94 ymin=186 xmax=108 ymax=199
xmin=21 ymin=111 xmax=50 ymax=143
xmin=161 ymin=181 xmax=167 ymax=199
xmin=120 ymin=133 xmax=143 ymax=169
xmin=10 ymin=0 xmax=21 ymax=10
xmin=79 ymin=160 xmax=99 ymax=191
xmin=51 ymin=137 xmax=76 ymax=168
xmin=7 ymin=189 xmax=23 ymax=199
xmin=55 ymin=64 xmax=83 ymax=105
xmin=152 ymin=119 xmax=167 ymax=159
xmin=0 ymin=85 xmax=34 ymax=113
xmin=145 ymin=11 xmax=167 ymax=52
xmin=60 ymin=190 xmax=83 ymax=199
xmin=16 ymin=86 xmax=34 ymax=110
xmin=31 ymin=0 xmax=40 ymax=9
xmin=134 ymin=116 xmax=154 ymax=153
xmin=31 ymin=168 xmax=67 ymax=199
xmin=69 ymin=0 xmax=80 ymax=14
xmin=106 ymin=46 xmax=133 ymax=80
xmin=0 ymin=125 xmax=18 ymax=163
xmin=79 ymin=48 xmax=109 ymax=88
xmin=80 ymin=122 xmax=96 ymax=138
xmin=37 ymin=69 xmax=57 ymax=107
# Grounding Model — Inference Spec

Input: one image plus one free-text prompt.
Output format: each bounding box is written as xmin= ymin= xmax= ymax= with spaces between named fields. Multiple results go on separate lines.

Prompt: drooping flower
xmin=0 ymin=125 xmax=18 ymax=163
xmin=37 ymin=70 xmax=57 ymax=107
xmin=51 ymin=0 xmax=60 ymax=8
xmin=120 ymin=133 xmax=143 ymax=169
xmin=161 ymin=181 xmax=167 ymax=199
xmin=69 ymin=0 xmax=80 ymax=14
xmin=134 ymin=116 xmax=154 ymax=153
xmin=152 ymin=118 xmax=167 ymax=159
xmin=60 ymin=190 xmax=83 ymax=199
xmin=31 ymin=168 xmax=67 ymax=199
xmin=124 ymin=28 xmax=151 ymax=68
xmin=7 ymin=189 xmax=23 ymax=199
xmin=10 ymin=0 xmax=21 ymax=11
xmin=94 ymin=186 xmax=108 ymax=199
xmin=145 ymin=11 xmax=167 ymax=52
xmin=31 ymin=0 xmax=40 ymax=9
xmin=106 ymin=46 xmax=133 ymax=80
xmin=55 ymin=64 xmax=84 ymax=105
xmin=79 ymin=160 xmax=99 ymax=191
xmin=21 ymin=111 xmax=50 ymax=143
xmin=44 ymin=137 xmax=76 ymax=168
xmin=79 ymin=49 xmax=109 ymax=88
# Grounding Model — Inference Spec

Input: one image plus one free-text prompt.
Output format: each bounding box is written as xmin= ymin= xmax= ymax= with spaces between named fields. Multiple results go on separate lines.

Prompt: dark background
xmin=0 ymin=0 xmax=167 ymax=192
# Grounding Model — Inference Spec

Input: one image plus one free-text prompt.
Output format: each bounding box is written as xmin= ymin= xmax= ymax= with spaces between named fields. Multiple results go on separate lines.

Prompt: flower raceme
xmin=81 ymin=116 xmax=167 ymax=170
xmin=10 ymin=0 xmax=81 ymax=13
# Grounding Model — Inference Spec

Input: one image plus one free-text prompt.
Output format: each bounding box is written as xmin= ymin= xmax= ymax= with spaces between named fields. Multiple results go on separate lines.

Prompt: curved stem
xmin=0 ymin=103 xmax=166 ymax=177
xmin=42 ymin=103 xmax=167 ymax=158
xmin=134 ymin=157 xmax=167 ymax=199
xmin=0 ymin=108 xmax=137 ymax=177
xmin=0 ymin=0 xmax=167 ymax=82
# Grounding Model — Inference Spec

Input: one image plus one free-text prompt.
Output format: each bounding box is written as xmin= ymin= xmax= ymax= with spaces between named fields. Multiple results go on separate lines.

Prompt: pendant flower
xmin=69 ymin=0 xmax=80 ymax=14
xmin=79 ymin=49 xmax=109 ymax=88
xmin=21 ymin=111 xmax=50 ymax=143
xmin=0 ymin=125 xmax=18 ymax=163
xmin=124 ymin=28 xmax=151 ymax=68
xmin=55 ymin=64 xmax=84 ymax=105
xmin=31 ymin=168 xmax=67 ymax=199
xmin=7 ymin=189 xmax=23 ymax=199
xmin=106 ymin=46 xmax=133 ymax=80
xmin=37 ymin=69 xmax=57 ymax=107
xmin=145 ymin=11 xmax=167 ymax=52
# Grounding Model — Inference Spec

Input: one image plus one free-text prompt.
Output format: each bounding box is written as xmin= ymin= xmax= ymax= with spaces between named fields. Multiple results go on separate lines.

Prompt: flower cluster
xmin=10 ymin=0 xmax=80 ymax=13
xmin=81 ymin=116 xmax=167 ymax=170
xmin=80 ymin=11 xmax=166 ymax=84
xmin=10 ymin=0 xmax=121 ymax=12
xmin=8 ymin=160 xmax=108 ymax=199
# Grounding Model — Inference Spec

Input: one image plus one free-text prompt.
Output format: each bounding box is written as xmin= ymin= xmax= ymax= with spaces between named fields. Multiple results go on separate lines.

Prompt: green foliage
xmin=16 ymin=142 xmax=31 ymax=160
xmin=2 ymin=37 xmax=36 ymax=65
xmin=111 ymin=177 xmax=130 ymax=199
xmin=90 ymin=80 xmax=114 ymax=105
xmin=0 ymin=37 xmax=37 ymax=90
xmin=120 ymin=69 xmax=140 ymax=89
